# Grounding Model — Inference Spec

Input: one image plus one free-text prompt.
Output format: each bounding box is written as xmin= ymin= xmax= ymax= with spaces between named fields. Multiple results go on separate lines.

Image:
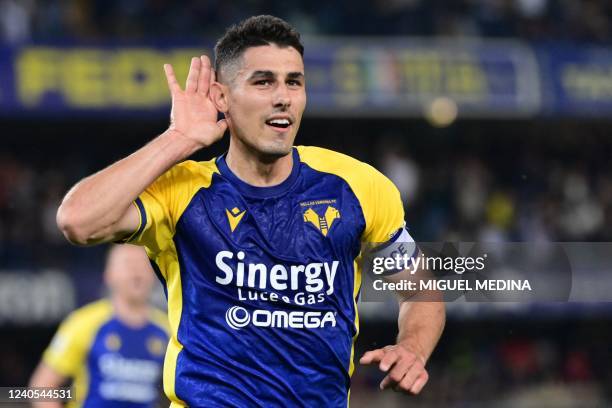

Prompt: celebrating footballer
xmin=56 ymin=15 xmax=445 ymax=407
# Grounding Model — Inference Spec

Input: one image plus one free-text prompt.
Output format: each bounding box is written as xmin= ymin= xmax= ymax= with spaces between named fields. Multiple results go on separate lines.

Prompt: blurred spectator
xmin=0 ymin=0 xmax=32 ymax=44
xmin=3 ymin=0 xmax=612 ymax=43
xmin=380 ymin=147 xmax=420 ymax=206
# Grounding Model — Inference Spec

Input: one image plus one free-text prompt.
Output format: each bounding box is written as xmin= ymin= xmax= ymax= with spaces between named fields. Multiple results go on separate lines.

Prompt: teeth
xmin=269 ymin=119 xmax=290 ymax=125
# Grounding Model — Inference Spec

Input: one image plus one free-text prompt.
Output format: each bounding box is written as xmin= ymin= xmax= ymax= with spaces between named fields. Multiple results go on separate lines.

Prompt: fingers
xmin=396 ymin=358 xmax=423 ymax=390
xmin=379 ymin=346 xmax=409 ymax=372
xmin=379 ymin=353 xmax=415 ymax=390
xmin=185 ymin=56 xmax=201 ymax=93
xmin=198 ymin=55 xmax=211 ymax=96
xmin=359 ymin=349 xmax=385 ymax=365
xmin=164 ymin=64 xmax=180 ymax=94
xmin=165 ymin=56 xmax=211 ymax=95
xmin=396 ymin=369 xmax=428 ymax=395
xmin=409 ymin=371 xmax=429 ymax=394
xmin=363 ymin=345 xmax=429 ymax=395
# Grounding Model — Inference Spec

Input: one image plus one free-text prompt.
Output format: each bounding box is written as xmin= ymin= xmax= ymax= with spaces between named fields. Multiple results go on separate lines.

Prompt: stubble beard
xmin=233 ymin=127 xmax=295 ymax=164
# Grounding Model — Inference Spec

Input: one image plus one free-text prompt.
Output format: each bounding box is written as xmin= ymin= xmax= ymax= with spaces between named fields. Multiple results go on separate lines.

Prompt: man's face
xmin=105 ymin=245 xmax=155 ymax=305
xmin=223 ymin=44 xmax=306 ymax=158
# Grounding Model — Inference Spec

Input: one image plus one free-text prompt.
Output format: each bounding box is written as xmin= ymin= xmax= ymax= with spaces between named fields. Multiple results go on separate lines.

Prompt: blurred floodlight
xmin=425 ymin=96 xmax=458 ymax=128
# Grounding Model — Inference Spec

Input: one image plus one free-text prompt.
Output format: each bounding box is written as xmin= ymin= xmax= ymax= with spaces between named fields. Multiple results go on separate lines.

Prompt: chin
xmin=254 ymin=141 xmax=293 ymax=160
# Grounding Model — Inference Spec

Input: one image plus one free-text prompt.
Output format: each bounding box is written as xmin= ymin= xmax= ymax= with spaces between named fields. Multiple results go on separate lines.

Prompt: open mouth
xmin=265 ymin=118 xmax=293 ymax=130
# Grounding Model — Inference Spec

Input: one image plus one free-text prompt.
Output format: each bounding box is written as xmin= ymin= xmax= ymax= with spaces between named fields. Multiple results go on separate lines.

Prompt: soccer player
xmin=29 ymin=244 xmax=169 ymax=408
xmin=55 ymin=15 xmax=445 ymax=407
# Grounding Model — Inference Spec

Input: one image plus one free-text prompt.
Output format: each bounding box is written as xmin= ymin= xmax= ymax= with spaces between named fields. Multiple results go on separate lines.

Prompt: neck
xmin=226 ymin=138 xmax=293 ymax=187
xmin=111 ymin=295 xmax=149 ymax=328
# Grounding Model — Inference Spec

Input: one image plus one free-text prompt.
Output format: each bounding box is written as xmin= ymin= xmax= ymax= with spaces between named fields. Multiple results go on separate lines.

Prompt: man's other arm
xmin=57 ymin=56 xmax=227 ymax=245
xmin=360 ymin=266 xmax=445 ymax=395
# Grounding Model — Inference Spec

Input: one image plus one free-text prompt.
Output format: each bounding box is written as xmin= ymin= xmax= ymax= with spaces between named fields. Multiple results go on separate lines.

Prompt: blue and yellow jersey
xmin=126 ymin=146 xmax=405 ymax=407
xmin=43 ymin=299 xmax=169 ymax=408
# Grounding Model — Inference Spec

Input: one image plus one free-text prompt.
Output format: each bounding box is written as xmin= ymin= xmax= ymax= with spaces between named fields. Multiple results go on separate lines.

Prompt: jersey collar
xmin=216 ymin=147 xmax=301 ymax=198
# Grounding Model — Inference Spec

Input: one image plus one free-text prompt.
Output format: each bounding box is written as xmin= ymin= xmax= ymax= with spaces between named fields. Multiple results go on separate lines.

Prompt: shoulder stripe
xmin=124 ymin=197 xmax=147 ymax=243
xmin=130 ymin=159 xmax=219 ymax=254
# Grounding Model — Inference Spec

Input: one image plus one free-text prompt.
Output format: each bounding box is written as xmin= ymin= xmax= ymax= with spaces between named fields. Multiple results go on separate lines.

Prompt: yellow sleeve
xmin=42 ymin=300 xmax=112 ymax=377
xmin=42 ymin=316 xmax=86 ymax=376
xmin=127 ymin=160 xmax=218 ymax=254
xmin=361 ymin=167 xmax=405 ymax=244
xmin=296 ymin=146 xmax=405 ymax=245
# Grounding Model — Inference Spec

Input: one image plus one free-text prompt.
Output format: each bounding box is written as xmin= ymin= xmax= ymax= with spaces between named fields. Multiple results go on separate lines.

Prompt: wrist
xmin=160 ymin=128 xmax=204 ymax=159
xmin=397 ymin=340 xmax=427 ymax=364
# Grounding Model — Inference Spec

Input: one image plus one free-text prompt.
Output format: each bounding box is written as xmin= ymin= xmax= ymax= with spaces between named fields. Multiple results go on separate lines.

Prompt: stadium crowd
xmin=1 ymin=0 xmax=612 ymax=44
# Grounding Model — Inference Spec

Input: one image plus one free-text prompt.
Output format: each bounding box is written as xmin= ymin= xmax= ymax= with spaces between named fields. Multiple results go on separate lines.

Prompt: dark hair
xmin=214 ymin=15 xmax=304 ymax=80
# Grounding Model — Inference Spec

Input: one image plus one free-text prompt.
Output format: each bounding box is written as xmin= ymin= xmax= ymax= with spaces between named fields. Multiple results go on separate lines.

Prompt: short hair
xmin=214 ymin=15 xmax=304 ymax=82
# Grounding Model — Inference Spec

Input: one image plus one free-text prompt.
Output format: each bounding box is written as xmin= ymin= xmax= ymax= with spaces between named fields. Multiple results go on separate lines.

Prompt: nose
xmin=273 ymin=84 xmax=291 ymax=110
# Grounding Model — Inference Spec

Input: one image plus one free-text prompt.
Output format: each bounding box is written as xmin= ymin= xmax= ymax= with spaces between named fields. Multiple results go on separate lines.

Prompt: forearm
xmin=29 ymin=363 xmax=66 ymax=408
xmin=57 ymin=129 xmax=200 ymax=244
xmin=396 ymin=301 xmax=445 ymax=363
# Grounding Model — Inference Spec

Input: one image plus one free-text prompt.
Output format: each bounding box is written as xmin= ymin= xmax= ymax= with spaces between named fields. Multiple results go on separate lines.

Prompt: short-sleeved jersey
xmin=126 ymin=146 xmax=404 ymax=407
xmin=43 ymin=299 xmax=169 ymax=408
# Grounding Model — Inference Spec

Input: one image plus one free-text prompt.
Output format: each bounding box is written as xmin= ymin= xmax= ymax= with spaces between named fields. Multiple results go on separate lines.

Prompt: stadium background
xmin=1 ymin=0 xmax=612 ymax=406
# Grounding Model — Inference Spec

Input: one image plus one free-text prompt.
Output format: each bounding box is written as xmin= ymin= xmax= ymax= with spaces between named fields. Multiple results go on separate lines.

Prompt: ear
xmin=210 ymin=81 xmax=229 ymax=113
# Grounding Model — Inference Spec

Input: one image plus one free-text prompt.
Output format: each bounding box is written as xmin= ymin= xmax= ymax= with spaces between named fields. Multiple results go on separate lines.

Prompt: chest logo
xmin=303 ymin=206 xmax=340 ymax=236
xmin=105 ymin=333 xmax=121 ymax=351
xmin=226 ymin=207 xmax=246 ymax=232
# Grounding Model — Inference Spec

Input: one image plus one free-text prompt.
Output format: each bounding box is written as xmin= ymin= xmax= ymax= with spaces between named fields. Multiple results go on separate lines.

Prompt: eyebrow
xmin=248 ymin=70 xmax=305 ymax=80
xmin=287 ymin=72 xmax=305 ymax=80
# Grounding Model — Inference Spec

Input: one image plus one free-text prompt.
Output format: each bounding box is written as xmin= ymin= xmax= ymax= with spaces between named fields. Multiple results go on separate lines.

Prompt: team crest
xmin=301 ymin=199 xmax=340 ymax=236
xmin=147 ymin=336 xmax=165 ymax=356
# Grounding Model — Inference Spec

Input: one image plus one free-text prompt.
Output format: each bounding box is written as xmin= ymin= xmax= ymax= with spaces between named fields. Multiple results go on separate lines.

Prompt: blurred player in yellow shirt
xmin=29 ymin=244 xmax=169 ymax=408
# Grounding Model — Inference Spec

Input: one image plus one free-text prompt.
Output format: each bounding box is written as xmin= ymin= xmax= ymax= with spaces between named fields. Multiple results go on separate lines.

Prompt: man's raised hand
xmin=163 ymin=55 xmax=227 ymax=148
xmin=360 ymin=344 xmax=429 ymax=395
